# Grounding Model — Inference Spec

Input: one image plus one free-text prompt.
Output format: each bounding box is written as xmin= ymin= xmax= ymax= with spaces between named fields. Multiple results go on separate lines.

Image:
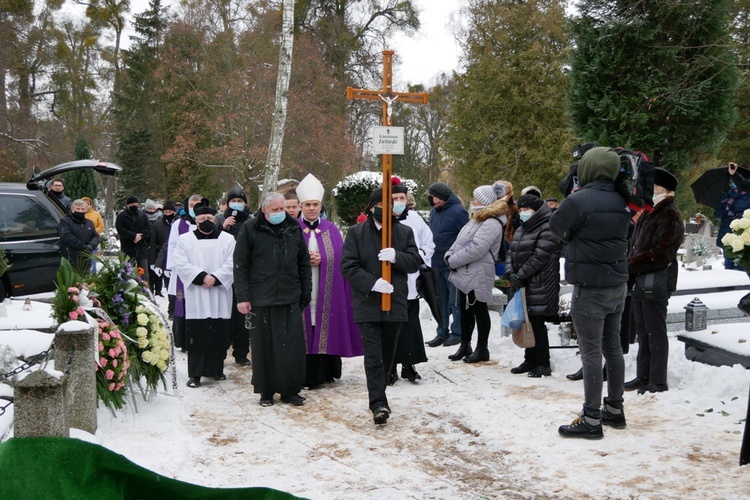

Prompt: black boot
xmin=448 ymin=342 xmax=473 ymax=361
xmin=464 ymin=346 xmax=489 ymax=363
xmin=566 ymin=367 xmax=583 ymax=380
xmin=558 ymin=413 xmax=603 ymax=440
xmin=601 ymin=397 xmax=626 ymax=429
xmin=624 ymin=376 xmax=648 ymax=391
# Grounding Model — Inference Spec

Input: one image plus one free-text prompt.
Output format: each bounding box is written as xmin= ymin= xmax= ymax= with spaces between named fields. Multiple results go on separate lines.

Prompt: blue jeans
xmin=437 ymin=269 xmax=461 ymax=338
xmin=570 ymin=284 xmax=627 ymax=419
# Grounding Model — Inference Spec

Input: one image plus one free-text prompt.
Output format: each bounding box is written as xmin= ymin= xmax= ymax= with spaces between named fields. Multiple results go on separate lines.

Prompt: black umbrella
xmin=691 ymin=165 xmax=750 ymax=208
xmin=416 ymin=266 xmax=443 ymax=332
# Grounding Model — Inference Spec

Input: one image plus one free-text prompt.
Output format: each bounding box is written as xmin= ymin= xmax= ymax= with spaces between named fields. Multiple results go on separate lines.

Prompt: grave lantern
xmin=684 ymin=297 xmax=708 ymax=332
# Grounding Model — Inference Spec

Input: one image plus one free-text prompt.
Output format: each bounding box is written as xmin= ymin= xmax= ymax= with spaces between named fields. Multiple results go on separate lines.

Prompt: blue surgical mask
xmin=229 ymin=202 xmax=244 ymax=211
xmin=393 ymin=201 xmax=406 ymax=216
xmin=519 ymin=211 xmax=533 ymax=223
xmin=188 ymin=209 xmax=196 ymax=219
xmin=268 ymin=212 xmax=286 ymax=225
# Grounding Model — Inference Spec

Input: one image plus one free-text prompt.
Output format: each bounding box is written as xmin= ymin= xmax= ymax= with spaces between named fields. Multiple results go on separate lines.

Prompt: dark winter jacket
xmin=233 ymin=213 xmax=312 ymax=307
xmin=215 ymin=206 xmax=253 ymax=239
xmin=628 ymin=196 xmax=684 ymax=293
xmin=150 ymin=215 xmax=175 ymax=268
xmin=115 ymin=209 xmax=151 ymax=260
xmin=507 ymin=203 xmax=561 ymax=317
xmin=715 ymin=179 xmax=750 ymax=248
xmin=429 ymin=193 xmax=469 ymax=271
xmin=341 ymin=215 xmax=422 ymax=323
xmin=58 ymin=214 xmax=99 ymax=268
xmin=444 ymin=200 xmax=508 ymax=304
xmin=549 ymin=180 xmax=629 ymax=287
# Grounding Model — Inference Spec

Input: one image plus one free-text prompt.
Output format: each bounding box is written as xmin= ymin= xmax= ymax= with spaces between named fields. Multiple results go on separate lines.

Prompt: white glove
xmin=163 ymin=269 xmax=172 ymax=278
xmin=378 ymin=247 xmax=396 ymax=263
xmin=153 ymin=267 xmax=163 ymax=277
xmin=371 ymin=278 xmax=394 ymax=294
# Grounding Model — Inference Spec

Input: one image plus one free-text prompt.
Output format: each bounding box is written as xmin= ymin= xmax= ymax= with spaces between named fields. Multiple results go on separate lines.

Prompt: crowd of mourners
xmin=51 ymin=148 xmax=746 ymax=438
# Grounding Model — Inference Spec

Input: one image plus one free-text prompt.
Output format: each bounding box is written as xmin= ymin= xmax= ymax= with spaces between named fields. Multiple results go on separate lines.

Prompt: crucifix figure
xmin=347 ymin=50 xmax=429 ymax=311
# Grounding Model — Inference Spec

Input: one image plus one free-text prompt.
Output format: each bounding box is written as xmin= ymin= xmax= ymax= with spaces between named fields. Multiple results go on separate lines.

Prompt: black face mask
xmin=72 ymin=212 xmax=86 ymax=222
xmin=127 ymin=205 xmax=139 ymax=214
xmin=198 ymin=220 xmax=215 ymax=234
xmin=372 ymin=206 xmax=383 ymax=223
xmin=427 ymin=196 xmax=435 ymax=207
xmin=163 ymin=214 xmax=175 ymax=224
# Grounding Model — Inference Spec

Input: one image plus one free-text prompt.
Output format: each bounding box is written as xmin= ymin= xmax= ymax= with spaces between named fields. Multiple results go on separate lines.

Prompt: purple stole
xmin=301 ymin=219 xmax=363 ymax=357
xmin=173 ymin=219 xmax=191 ymax=318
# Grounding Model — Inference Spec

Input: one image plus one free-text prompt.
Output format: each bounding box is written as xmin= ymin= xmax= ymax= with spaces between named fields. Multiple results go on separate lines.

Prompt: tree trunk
xmin=263 ymin=0 xmax=295 ymax=194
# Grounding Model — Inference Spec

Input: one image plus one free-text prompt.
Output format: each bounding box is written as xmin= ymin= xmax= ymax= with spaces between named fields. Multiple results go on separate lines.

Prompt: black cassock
xmin=186 ymin=318 xmax=232 ymax=378
xmin=250 ymin=303 xmax=306 ymax=396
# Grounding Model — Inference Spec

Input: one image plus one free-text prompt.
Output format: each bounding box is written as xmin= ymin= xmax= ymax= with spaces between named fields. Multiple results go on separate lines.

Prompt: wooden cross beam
xmin=346 ymin=50 xmax=429 ymax=311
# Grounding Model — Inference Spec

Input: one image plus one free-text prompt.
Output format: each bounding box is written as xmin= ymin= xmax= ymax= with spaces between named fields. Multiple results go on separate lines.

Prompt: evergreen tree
xmin=64 ymin=137 xmax=98 ymax=200
xmin=719 ymin=1 xmax=750 ymax=165
xmin=569 ymin=0 xmax=739 ymax=175
xmin=445 ymin=0 xmax=572 ymax=197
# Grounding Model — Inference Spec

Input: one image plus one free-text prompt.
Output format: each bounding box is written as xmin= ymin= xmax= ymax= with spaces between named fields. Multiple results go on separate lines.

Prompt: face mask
xmin=519 ymin=211 xmax=533 ymax=223
xmin=198 ymin=220 xmax=215 ymax=233
xmin=268 ymin=212 xmax=286 ymax=225
xmin=652 ymin=193 xmax=667 ymax=206
xmin=163 ymin=214 xmax=175 ymax=224
xmin=72 ymin=212 xmax=86 ymax=222
xmin=229 ymin=202 xmax=244 ymax=211
xmin=127 ymin=205 xmax=139 ymax=214
xmin=427 ymin=196 xmax=435 ymax=207
xmin=188 ymin=209 xmax=196 ymax=219
xmin=372 ymin=207 xmax=384 ymax=223
xmin=470 ymin=205 xmax=485 ymax=213
xmin=393 ymin=202 xmax=406 ymax=216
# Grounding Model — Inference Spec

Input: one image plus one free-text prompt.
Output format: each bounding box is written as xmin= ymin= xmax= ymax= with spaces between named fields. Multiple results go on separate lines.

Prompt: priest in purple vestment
xmin=296 ymin=173 xmax=363 ymax=388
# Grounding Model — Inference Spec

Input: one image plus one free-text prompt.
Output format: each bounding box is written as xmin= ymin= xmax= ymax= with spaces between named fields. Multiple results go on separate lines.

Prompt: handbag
xmin=511 ymin=288 xmax=535 ymax=348
xmin=632 ymin=268 xmax=669 ymax=300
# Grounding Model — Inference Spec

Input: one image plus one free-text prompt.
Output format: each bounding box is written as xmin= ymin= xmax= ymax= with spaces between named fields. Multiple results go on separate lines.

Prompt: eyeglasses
xmin=244 ymin=312 xmax=256 ymax=330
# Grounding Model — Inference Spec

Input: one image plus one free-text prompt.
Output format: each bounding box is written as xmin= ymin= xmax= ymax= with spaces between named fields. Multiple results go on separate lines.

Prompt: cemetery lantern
xmin=684 ymin=297 xmax=708 ymax=332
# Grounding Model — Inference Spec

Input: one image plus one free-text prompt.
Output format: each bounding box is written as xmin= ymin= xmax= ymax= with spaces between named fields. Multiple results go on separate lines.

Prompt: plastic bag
xmin=501 ymin=291 xmax=525 ymax=330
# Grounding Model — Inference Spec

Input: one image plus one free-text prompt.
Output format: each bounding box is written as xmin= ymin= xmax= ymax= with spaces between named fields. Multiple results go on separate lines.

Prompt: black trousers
xmin=459 ymin=291 xmax=490 ymax=348
xmin=524 ymin=316 xmax=551 ymax=367
xmin=394 ymin=299 xmax=428 ymax=366
xmin=632 ymin=298 xmax=669 ymax=385
xmin=230 ymin=292 xmax=249 ymax=360
xmin=359 ymin=322 xmax=401 ymax=411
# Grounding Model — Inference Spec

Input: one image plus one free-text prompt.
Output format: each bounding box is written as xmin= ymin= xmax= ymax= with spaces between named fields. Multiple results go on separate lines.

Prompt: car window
xmin=0 ymin=194 xmax=59 ymax=242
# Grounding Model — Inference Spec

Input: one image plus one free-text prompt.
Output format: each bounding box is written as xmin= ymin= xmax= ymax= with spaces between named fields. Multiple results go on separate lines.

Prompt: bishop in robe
xmin=172 ymin=199 xmax=236 ymax=388
xmin=296 ymin=173 xmax=363 ymax=388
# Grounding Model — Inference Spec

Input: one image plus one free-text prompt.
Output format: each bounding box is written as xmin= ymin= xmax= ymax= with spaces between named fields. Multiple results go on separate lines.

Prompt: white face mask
xmin=393 ymin=201 xmax=406 ymax=216
xmin=519 ymin=211 xmax=533 ymax=223
xmin=470 ymin=205 xmax=485 ymax=213
xmin=653 ymin=193 xmax=668 ymax=206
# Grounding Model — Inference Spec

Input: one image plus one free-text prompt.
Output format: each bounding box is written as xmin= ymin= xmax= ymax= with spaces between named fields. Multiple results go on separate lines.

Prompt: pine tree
xmin=64 ymin=137 xmax=98 ymax=200
xmin=569 ymin=0 xmax=739 ymax=175
xmin=445 ymin=0 xmax=572 ymax=197
xmin=719 ymin=1 xmax=750 ymax=165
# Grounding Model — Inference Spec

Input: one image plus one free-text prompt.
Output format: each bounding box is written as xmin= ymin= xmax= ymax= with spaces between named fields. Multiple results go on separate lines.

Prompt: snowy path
xmin=96 ymin=307 xmax=750 ymax=499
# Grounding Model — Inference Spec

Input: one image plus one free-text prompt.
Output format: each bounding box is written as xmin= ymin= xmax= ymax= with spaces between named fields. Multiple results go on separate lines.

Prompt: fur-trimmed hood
xmin=472 ymin=199 xmax=511 ymax=223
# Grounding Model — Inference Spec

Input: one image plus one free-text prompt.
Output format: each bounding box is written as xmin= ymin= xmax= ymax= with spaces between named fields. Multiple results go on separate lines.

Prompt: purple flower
xmin=125 ymin=262 xmax=133 ymax=274
xmin=123 ymin=313 xmax=130 ymax=325
xmin=112 ymin=294 xmax=124 ymax=304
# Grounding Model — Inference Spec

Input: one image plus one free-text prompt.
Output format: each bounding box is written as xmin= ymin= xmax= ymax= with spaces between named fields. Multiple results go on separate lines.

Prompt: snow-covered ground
xmin=1 ymin=263 xmax=750 ymax=498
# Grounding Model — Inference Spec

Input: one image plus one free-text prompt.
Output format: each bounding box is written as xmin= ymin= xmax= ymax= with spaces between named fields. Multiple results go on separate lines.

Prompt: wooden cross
xmin=346 ymin=50 xmax=428 ymax=311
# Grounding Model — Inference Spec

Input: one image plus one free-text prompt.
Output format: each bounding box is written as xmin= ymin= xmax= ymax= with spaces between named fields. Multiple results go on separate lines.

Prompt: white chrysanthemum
xmin=731 ymin=238 xmax=745 ymax=253
xmin=137 ymin=313 xmax=149 ymax=326
xmin=142 ymin=351 xmax=153 ymax=363
xmin=730 ymin=219 xmax=741 ymax=230
xmin=136 ymin=327 xmax=148 ymax=338
xmin=138 ymin=337 xmax=149 ymax=349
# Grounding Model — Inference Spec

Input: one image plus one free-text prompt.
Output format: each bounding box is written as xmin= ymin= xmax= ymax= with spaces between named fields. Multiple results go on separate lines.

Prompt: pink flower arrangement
xmin=94 ymin=319 xmax=129 ymax=410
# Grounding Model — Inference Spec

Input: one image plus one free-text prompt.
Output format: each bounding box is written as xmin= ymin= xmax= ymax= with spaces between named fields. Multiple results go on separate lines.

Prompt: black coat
xmin=550 ymin=180 xmax=630 ymax=287
xmin=59 ymin=214 xmax=99 ymax=268
xmin=628 ymin=196 xmax=684 ymax=292
xmin=341 ymin=215 xmax=422 ymax=323
xmin=233 ymin=213 xmax=312 ymax=307
xmin=115 ymin=209 xmax=151 ymax=260
xmin=507 ymin=203 xmax=561 ymax=317
xmin=215 ymin=206 xmax=253 ymax=239
xmin=149 ymin=216 xmax=174 ymax=267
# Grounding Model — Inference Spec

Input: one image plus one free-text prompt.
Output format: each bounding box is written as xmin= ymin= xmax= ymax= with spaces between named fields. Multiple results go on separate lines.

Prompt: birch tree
xmin=263 ymin=0 xmax=295 ymax=192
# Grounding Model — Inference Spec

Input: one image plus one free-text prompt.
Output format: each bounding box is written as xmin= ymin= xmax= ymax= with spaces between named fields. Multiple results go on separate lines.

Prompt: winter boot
xmin=558 ymin=413 xmax=603 ymax=440
xmin=448 ymin=342 xmax=473 ymax=361
xmin=464 ymin=345 xmax=489 ymax=363
xmin=601 ymin=397 xmax=626 ymax=429
xmin=511 ymin=361 xmax=536 ymax=374
xmin=528 ymin=365 xmax=552 ymax=378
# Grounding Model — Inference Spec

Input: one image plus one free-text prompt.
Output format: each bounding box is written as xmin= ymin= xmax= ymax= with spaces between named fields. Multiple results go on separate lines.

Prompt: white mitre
xmin=296 ymin=173 xmax=325 ymax=203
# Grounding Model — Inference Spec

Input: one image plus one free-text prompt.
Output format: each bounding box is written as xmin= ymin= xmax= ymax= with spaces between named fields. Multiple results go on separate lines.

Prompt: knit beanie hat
xmin=577 ymin=147 xmax=620 ymax=186
xmin=144 ymin=199 xmax=157 ymax=211
xmin=126 ymin=195 xmax=139 ymax=205
xmin=473 ymin=182 xmax=506 ymax=207
xmin=227 ymin=186 xmax=248 ymax=203
xmin=368 ymin=188 xmax=384 ymax=209
xmin=516 ymin=194 xmax=544 ymax=211
xmin=163 ymin=200 xmax=176 ymax=212
xmin=428 ymin=182 xmax=452 ymax=201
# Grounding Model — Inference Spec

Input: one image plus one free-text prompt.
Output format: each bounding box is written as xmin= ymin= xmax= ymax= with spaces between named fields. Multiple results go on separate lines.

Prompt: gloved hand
xmin=371 ymin=278 xmax=394 ymax=294
xmin=509 ymin=273 xmax=524 ymax=289
xmin=153 ymin=267 xmax=163 ymax=277
xmin=378 ymin=247 xmax=396 ymax=263
xmin=150 ymin=265 xmax=155 ymax=271
xmin=163 ymin=269 xmax=172 ymax=278
xmin=300 ymin=295 xmax=311 ymax=309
